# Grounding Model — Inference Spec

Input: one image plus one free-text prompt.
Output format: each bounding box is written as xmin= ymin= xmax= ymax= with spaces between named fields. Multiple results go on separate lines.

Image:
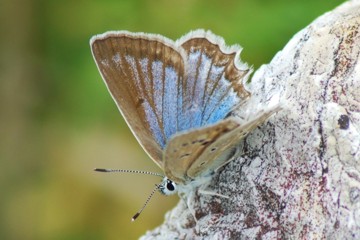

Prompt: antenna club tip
xmin=94 ymin=168 xmax=107 ymax=172
xmin=132 ymin=213 xmax=140 ymax=221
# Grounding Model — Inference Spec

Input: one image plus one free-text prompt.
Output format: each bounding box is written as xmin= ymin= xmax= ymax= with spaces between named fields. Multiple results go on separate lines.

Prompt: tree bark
xmin=142 ymin=1 xmax=360 ymax=239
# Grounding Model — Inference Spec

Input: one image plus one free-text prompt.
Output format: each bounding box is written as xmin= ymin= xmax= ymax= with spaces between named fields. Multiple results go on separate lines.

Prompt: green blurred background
xmin=0 ymin=0 xmax=345 ymax=239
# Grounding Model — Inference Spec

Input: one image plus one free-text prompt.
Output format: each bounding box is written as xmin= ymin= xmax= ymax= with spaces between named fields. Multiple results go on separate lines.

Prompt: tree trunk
xmin=142 ymin=1 xmax=360 ymax=239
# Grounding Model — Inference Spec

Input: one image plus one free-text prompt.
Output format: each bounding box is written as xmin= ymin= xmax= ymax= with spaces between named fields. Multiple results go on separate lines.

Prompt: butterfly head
xmin=157 ymin=177 xmax=177 ymax=195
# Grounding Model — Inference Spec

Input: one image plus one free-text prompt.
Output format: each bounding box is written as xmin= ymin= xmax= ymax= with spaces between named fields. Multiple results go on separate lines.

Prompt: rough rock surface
xmin=141 ymin=1 xmax=360 ymax=239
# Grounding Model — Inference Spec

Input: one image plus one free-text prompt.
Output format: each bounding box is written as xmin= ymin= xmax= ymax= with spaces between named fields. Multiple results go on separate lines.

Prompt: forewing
xmin=91 ymin=32 xmax=185 ymax=169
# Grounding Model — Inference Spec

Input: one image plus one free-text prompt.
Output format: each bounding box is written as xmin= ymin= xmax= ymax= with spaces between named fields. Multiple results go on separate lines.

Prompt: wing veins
xmin=200 ymin=56 xmax=215 ymax=125
xmin=200 ymin=67 xmax=225 ymax=124
xmin=203 ymin=79 xmax=236 ymax=123
xmin=190 ymin=48 xmax=203 ymax=127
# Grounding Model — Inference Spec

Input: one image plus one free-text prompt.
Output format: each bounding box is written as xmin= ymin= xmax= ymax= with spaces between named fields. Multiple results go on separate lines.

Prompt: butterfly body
xmin=91 ymin=30 xmax=279 ymax=195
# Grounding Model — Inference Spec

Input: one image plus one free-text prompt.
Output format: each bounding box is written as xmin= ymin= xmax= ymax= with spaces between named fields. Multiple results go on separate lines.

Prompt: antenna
xmin=94 ymin=168 xmax=164 ymax=178
xmin=131 ymin=184 xmax=160 ymax=221
xmin=94 ymin=168 xmax=165 ymax=221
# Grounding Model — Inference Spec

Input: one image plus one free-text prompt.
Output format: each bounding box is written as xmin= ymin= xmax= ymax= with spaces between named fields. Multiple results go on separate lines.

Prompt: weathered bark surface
xmin=142 ymin=1 xmax=360 ymax=239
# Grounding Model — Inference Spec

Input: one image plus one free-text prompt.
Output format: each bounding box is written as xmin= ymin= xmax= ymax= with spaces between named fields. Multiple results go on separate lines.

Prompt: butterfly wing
xmin=163 ymin=118 xmax=240 ymax=184
xmin=160 ymin=30 xmax=253 ymax=183
xmin=187 ymin=106 xmax=281 ymax=179
xmin=90 ymin=31 xmax=186 ymax=169
xmin=176 ymin=30 xmax=251 ymax=131
xmin=90 ymin=30 xmax=252 ymax=172
xmin=164 ymin=106 xmax=281 ymax=184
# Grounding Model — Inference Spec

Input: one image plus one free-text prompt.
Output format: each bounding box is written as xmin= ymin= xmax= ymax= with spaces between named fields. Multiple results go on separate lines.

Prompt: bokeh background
xmin=0 ymin=0 xmax=345 ymax=239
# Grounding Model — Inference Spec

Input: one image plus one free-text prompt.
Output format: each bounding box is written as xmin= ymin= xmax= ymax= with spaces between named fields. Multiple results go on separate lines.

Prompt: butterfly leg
xmin=179 ymin=190 xmax=200 ymax=223
xmin=198 ymin=189 xmax=229 ymax=199
xmin=196 ymin=177 xmax=230 ymax=199
xmin=179 ymin=185 xmax=229 ymax=223
xmin=197 ymin=146 xmax=241 ymax=199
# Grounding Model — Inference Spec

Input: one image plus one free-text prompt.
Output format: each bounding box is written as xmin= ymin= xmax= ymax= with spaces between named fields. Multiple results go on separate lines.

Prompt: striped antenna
xmin=94 ymin=168 xmax=164 ymax=178
xmin=94 ymin=168 xmax=165 ymax=221
xmin=131 ymin=184 xmax=160 ymax=221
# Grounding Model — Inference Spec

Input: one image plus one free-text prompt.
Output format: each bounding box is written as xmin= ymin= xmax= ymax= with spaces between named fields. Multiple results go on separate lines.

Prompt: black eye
xmin=167 ymin=181 xmax=175 ymax=191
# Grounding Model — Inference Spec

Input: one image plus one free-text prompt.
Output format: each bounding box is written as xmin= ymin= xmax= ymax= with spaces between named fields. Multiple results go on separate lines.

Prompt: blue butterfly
xmin=90 ymin=29 xmax=279 ymax=220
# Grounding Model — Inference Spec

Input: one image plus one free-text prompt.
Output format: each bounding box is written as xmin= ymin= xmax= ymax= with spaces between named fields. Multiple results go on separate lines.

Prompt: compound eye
xmin=166 ymin=180 xmax=175 ymax=191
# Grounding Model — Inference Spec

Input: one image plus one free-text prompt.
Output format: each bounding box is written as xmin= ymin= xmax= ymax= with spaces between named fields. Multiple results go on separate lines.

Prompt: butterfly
xmin=90 ymin=29 xmax=279 ymax=220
